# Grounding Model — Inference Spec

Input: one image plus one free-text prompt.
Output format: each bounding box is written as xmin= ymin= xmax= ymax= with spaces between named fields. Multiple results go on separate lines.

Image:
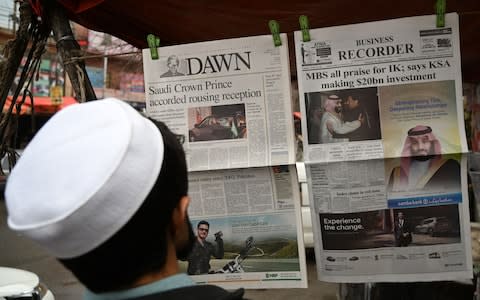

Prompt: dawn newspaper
xmin=295 ymin=14 xmax=472 ymax=282
xmin=143 ymin=35 xmax=295 ymax=172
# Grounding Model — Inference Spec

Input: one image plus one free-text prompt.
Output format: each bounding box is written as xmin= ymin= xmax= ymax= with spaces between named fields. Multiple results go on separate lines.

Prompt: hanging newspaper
xmin=143 ymin=35 xmax=295 ymax=172
xmin=295 ymin=13 xmax=467 ymax=164
xmin=179 ymin=165 xmax=307 ymax=289
xmin=295 ymin=14 xmax=472 ymax=282
xmin=306 ymin=156 xmax=471 ymax=282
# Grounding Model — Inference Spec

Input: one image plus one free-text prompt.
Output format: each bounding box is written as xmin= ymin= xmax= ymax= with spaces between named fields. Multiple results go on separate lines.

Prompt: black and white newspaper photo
xmin=294 ymin=13 xmax=468 ymax=164
xmin=179 ymin=165 xmax=307 ymax=289
xmin=295 ymin=14 xmax=472 ymax=283
xmin=143 ymin=35 xmax=296 ymax=172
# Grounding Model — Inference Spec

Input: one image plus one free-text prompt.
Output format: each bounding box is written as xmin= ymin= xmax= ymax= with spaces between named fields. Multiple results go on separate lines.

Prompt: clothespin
xmin=299 ymin=15 xmax=310 ymax=42
xmin=435 ymin=0 xmax=446 ymax=28
xmin=268 ymin=20 xmax=281 ymax=47
xmin=147 ymin=34 xmax=161 ymax=60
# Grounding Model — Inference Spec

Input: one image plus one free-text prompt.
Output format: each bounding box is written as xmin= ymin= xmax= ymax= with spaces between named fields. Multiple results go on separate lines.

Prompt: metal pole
xmin=45 ymin=1 xmax=97 ymax=102
xmin=12 ymin=0 xmax=17 ymax=35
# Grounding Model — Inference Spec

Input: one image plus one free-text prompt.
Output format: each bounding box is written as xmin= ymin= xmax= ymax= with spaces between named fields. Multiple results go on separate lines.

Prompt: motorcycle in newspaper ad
xmin=213 ymin=236 xmax=264 ymax=273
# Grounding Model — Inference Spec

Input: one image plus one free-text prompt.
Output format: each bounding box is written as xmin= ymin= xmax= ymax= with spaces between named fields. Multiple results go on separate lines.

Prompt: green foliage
xmin=270 ymin=241 xmax=299 ymax=258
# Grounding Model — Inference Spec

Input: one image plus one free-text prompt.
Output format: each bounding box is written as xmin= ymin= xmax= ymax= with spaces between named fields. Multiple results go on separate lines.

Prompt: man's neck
xmin=132 ymin=268 xmax=178 ymax=288
xmin=131 ymin=242 xmax=180 ymax=288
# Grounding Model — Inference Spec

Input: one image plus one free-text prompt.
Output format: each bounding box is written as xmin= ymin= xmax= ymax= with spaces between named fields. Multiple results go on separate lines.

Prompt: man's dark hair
xmin=197 ymin=220 xmax=210 ymax=229
xmin=60 ymin=119 xmax=188 ymax=293
xmin=347 ymin=94 xmax=361 ymax=103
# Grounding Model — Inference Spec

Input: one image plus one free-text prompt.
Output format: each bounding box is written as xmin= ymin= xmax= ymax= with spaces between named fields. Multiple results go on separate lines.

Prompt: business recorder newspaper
xmin=295 ymin=14 xmax=472 ymax=282
xmin=142 ymin=34 xmax=295 ymax=172
xmin=178 ymin=166 xmax=307 ymax=289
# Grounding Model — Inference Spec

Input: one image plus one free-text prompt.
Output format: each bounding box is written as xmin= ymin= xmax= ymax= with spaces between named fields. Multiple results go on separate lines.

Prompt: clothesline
xmin=63 ymin=50 xmax=142 ymax=64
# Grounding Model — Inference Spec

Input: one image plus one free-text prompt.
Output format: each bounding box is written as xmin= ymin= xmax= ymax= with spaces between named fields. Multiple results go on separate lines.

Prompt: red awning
xmin=3 ymin=96 xmax=78 ymax=115
xmin=53 ymin=0 xmax=480 ymax=81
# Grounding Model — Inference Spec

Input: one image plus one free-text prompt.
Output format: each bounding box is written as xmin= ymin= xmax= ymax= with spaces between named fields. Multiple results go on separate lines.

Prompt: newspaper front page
xmin=143 ymin=35 xmax=295 ymax=172
xmin=295 ymin=14 xmax=472 ymax=282
xmin=295 ymin=13 xmax=467 ymax=164
xmin=179 ymin=166 xmax=307 ymax=289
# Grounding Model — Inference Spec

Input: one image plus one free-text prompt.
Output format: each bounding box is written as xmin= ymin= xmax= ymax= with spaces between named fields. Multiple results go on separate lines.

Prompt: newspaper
xmin=295 ymin=13 xmax=468 ymax=164
xmin=179 ymin=165 xmax=307 ymax=289
xmin=295 ymin=14 xmax=472 ymax=282
xmin=143 ymin=35 xmax=295 ymax=172
xmin=306 ymin=156 xmax=471 ymax=282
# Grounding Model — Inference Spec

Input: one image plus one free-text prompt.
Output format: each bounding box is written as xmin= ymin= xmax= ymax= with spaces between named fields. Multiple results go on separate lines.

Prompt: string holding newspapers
xmin=295 ymin=13 xmax=472 ymax=282
xmin=142 ymin=13 xmax=472 ymax=286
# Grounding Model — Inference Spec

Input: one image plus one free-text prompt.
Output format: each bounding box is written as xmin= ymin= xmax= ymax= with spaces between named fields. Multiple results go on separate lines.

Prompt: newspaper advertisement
xmin=179 ymin=165 xmax=307 ymax=289
xmin=296 ymin=14 xmax=472 ymax=282
xmin=143 ymin=35 xmax=295 ymax=172
xmin=306 ymin=155 xmax=472 ymax=282
xmin=294 ymin=13 xmax=468 ymax=164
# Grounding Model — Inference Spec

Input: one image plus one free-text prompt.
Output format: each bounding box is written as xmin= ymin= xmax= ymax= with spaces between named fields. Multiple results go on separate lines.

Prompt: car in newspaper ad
xmin=414 ymin=217 xmax=457 ymax=236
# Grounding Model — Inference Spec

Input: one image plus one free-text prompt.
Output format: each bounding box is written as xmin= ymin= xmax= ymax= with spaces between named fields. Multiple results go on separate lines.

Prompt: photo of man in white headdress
xmin=387 ymin=125 xmax=460 ymax=192
xmin=317 ymin=94 xmax=364 ymax=144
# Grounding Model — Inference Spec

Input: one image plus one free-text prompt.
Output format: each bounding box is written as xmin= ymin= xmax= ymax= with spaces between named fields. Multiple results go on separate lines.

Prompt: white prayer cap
xmin=5 ymin=98 xmax=164 ymax=258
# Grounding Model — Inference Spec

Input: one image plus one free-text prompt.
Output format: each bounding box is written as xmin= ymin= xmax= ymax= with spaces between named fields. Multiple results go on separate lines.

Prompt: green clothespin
xmin=435 ymin=0 xmax=446 ymax=28
xmin=299 ymin=15 xmax=310 ymax=42
xmin=147 ymin=34 xmax=161 ymax=60
xmin=268 ymin=20 xmax=281 ymax=47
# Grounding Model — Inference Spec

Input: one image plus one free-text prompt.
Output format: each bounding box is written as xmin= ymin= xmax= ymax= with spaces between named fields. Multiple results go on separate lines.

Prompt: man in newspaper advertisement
xmin=393 ymin=211 xmax=412 ymax=246
xmin=187 ymin=220 xmax=224 ymax=275
xmin=388 ymin=125 xmax=460 ymax=192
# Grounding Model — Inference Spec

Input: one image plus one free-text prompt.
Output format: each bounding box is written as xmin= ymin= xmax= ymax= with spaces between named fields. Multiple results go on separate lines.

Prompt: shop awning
xmin=53 ymin=0 xmax=480 ymax=81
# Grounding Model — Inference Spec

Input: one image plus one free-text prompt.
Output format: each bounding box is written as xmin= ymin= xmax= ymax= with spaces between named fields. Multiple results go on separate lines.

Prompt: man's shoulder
xmin=160 ymin=71 xmax=172 ymax=77
xmin=435 ymin=157 xmax=460 ymax=174
xmin=436 ymin=158 xmax=460 ymax=176
xmin=132 ymin=285 xmax=245 ymax=300
xmin=443 ymin=158 xmax=460 ymax=168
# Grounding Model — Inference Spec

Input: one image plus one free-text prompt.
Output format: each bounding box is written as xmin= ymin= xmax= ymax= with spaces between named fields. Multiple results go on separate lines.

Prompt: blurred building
xmin=73 ymin=23 xmax=146 ymax=107
xmin=0 ymin=5 xmax=146 ymax=147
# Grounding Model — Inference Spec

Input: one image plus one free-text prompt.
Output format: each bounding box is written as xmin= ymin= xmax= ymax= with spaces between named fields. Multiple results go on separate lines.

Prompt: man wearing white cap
xmin=5 ymin=98 xmax=245 ymax=299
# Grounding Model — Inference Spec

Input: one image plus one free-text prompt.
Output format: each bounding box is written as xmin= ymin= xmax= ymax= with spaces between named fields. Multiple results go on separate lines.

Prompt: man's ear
xmin=171 ymin=196 xmax=190 ymax=230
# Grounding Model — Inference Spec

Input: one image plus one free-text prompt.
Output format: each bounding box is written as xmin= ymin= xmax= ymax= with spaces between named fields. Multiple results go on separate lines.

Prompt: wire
xmin=63 ymin=50 xmax=142 ymax=64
